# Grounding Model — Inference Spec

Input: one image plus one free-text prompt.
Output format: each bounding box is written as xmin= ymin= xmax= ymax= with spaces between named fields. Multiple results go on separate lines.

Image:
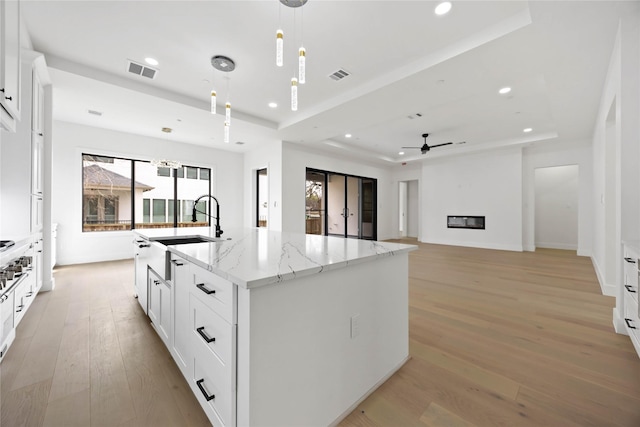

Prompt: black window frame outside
xmin=81 ymin=153 xmax=211 ymax=232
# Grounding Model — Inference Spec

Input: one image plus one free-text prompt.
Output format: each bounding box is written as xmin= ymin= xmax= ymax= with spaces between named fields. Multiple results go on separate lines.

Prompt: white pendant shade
xmin=276 ymin=29 xmax=284 ymax=67
xmin=210 ymin=90 xmax=216 ymax=114
xmin=298 ymin=47 xmax=306 ymax=84
xmin=291 ymin=77 xmax=298 ymax=111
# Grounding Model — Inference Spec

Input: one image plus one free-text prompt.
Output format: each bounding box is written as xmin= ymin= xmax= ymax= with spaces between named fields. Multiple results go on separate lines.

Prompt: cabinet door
xmin=31 ymin=132 xmax=43 ymax=195
xmin=0 ymin=0 xmax=21 ymax=120
xmin=34 ymin=236 xmax=43 ymax=292
xmin=30 ymin=194 xmax=43 ymax=232
xmin=32 ymin=69 xmax=44 ymax=134
xmin=148 ymin=272 xmax=161 ymax=326
xmin=133 ymin=240 xmax=148 ymax=314
xmin=158 ymin=279 xmax=171 ymax=345
xmin=171 ymin=256 xmax=190 ymax=375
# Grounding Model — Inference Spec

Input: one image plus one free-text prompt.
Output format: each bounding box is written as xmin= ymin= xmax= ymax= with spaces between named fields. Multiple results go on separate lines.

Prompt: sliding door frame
xmin=306 ymin=168 xmax=377 ymax=240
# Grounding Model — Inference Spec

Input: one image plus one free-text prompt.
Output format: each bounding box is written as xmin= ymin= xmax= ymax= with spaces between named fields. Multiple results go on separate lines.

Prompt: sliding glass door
xmin=306 ymin=168 xmax=376 ymax=240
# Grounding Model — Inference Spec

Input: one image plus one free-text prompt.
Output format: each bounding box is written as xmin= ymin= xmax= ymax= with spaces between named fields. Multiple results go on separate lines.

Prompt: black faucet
xmin=192 ymin=194 xmax=223 ymax=238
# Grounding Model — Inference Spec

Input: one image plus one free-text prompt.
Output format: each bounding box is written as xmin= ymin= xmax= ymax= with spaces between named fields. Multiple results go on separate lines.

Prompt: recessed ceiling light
xmin=499 ymin=87 xmax=511 ymax=95
xmin=268 ymin=102 xmax=278 ymax=108
xmin=145 ymin=57 xmax=159 ymax=66
xmin=434 ymin=2 xmax=452 ymax=15
xmin=345 ymin=133 xmax=352 ymax=138
xmin=523 ymin=128 xmax=533 ymax=133
xmin=399 ymin=151 xmax=405 ymax=155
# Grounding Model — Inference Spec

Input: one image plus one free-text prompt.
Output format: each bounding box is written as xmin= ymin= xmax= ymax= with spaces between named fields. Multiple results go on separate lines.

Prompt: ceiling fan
xmin=402 ymin=133 xmax=455 ymax=155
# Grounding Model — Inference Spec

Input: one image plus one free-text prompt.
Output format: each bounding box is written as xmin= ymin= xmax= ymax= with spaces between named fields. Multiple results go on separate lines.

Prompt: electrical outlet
xmin=350 ymin=313 xmax=360 ymax=339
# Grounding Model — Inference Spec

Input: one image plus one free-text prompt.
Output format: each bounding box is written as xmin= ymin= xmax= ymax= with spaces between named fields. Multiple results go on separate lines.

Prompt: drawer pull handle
xmin=16 ymin=305 xmax=23 ymax=313
xmin=625 ymin=318 xmax=637 ymax=329
xmin=196 ymin=379 xmax=215 ymax=401
xmin=171 ymin=260 xmax=184 ymax=266
xmin=625 ymin=285 xmax=637 ymax=293
xmin=624 ymin=257 xmax=637 ymax=264
xmin=196 ymin=283 xmax=216 ymax=295
xmin=197 ymin=326 xmax=216 ymax=343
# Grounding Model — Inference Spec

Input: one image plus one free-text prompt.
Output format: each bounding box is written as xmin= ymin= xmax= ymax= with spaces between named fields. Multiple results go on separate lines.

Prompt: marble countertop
xmin=134 ymin=227 xmax=417 ymax=289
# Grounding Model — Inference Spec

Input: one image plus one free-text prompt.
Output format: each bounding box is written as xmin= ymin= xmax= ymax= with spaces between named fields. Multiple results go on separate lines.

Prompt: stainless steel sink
xmin=152 ymin=236 xmax=225 ymax=246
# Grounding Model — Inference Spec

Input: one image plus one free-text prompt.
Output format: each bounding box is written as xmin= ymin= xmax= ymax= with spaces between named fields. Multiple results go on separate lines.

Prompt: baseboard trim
xmin=591 ymin=256 xmax=616 ymax=296
xmin=535 ymin=242 xmax=578 ymax=250
xmin=329 ymin=355 xmax=411 ymax=426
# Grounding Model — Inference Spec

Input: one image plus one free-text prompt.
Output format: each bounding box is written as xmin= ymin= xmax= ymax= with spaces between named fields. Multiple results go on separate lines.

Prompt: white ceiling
xmin=20 ymin=1 xmax=635 ymax=165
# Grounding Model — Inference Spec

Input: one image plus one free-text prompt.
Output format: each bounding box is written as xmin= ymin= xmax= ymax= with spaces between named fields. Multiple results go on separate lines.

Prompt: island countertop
xmin=133 ymin=227 xmax=417 ymax=289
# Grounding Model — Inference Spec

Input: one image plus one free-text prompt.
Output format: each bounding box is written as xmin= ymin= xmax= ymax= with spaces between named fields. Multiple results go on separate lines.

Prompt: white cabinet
xmin=148 ymin=268 xmax=171 ymax=348
xmin=0 ymin=0 xmax=21 ymax=128
xmin=622 ymin=244 xmax=640 ymax=356
xmin=171 ymin=255 xmax=190 ymax=377
xmin=31 ymin=68 xmax=44 ymax=135
xmin=133 ymin=239 xmax=149 ymax=314
xmin=188 ymin=263 xmax=236 ymax=427
xmin=30 ymin=193 xmax=43 ymax=232
xmin=31 ymin=132 xmax=43 ymax=195
xmin=33 ymin=235 xmax=43 ymax=292
xmin=0 ymin=288 xmax=14 ymax=361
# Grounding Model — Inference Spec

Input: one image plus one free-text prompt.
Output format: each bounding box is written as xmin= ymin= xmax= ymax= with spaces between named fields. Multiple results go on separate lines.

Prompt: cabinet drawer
xmin=190 ymin=264 xmax=236 ymax=324
xmin=623 ymin=293 xmax=640 ymax=341
xmin=192 ymin=341 xmax=236 ymax=427
xmin=190 ymin=293 xmax=235 ymax=367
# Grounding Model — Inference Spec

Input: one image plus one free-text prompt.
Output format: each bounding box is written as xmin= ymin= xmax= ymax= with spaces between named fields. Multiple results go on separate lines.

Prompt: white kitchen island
xmin=133 ymin=227 xmax=416 ymax=427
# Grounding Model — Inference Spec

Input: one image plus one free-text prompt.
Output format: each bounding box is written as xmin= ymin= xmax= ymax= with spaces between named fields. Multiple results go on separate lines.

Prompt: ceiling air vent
xmin=328 ymin=69 xmax=350 ymax=81
xmin=127 ymin=60 xmax=158 ymax=80
xmin=235 ymin=141 xmax=245 ymax=145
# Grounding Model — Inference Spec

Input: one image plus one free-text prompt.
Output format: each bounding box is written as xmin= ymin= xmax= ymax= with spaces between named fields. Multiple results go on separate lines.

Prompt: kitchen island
xmin=133 ymin=227 xmax=416 ymax=426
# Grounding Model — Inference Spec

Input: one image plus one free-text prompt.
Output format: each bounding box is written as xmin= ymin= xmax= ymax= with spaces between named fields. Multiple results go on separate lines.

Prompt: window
xmin=152 ymin=199 xmax=166 ymax=223
xmin=82 ymin=153 xmax=212 ymax=232
xmin=186 ymin=167 xmax=198 ymax=179
xmin=143 ymin=199 xmax=150 ymax=223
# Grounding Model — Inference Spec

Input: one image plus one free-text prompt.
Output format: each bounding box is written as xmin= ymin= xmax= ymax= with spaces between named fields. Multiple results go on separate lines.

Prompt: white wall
xmin=534 ymin=165 xmax=579 ymax=250
xmin=590 ymin=12 xmax=640 ymax=328
xmin=52 ymin=121 xmax=244 ymax=265
xmin=522 ymin=140 xmax=592 ymax=256
xmin=407 ymin=180 xmax=419 ymax=238
xmin=243 ymin=140 xmax=282 ymax=230
xmin=420 ymin=148 xmax=523 ymax=251
xmin=280 ymin=143 xmax=394 ymax=240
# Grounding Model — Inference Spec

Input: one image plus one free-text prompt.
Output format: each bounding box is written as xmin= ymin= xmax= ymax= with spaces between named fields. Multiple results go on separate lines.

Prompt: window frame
xmin=81 ymin=152 xmax=212 ymax=232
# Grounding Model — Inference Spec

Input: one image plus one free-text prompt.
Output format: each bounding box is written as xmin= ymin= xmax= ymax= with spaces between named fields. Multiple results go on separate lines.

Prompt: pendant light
xmin=210 ymin=90 xmax=216 ymax=114
xmin=210 ymin=55 xmax=235 ymax=143
xmin=277 ymin=0 xmax=308 ymax=110
xmin=291 ymin=77 xmax=298 ymax=111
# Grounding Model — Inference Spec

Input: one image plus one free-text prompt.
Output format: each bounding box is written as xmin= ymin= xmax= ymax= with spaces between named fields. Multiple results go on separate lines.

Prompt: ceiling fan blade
xmin=430 ymin=142 xmax=453 ymax=148
xmin=401 ymin=146 xmax=422 ymax=149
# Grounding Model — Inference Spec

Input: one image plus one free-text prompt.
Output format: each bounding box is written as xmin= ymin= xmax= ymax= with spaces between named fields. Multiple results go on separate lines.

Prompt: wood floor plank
xmin=48 ymin=316 xmax=90 ymax=403
xmin=420 ymin=402 xmax=478 ymax=427
xmin=42 ymin=388 xmax=91 ymax=427
xmin=0 ymin=379 xmax=51 ymax=427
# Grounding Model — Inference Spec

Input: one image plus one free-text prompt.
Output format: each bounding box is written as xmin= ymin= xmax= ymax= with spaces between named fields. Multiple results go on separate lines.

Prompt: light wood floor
xmin=341 ymin=240 xmax=640 ymax=427
xmin=1 ymin=241 xmax=639 ymax=426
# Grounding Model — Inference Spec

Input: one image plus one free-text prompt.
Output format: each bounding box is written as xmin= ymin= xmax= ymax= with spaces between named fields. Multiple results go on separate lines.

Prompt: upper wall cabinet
xmin=32 ymin=69 xmax=43 ymax=135
xmin=0 ymin=0 xmax=21 ymax=131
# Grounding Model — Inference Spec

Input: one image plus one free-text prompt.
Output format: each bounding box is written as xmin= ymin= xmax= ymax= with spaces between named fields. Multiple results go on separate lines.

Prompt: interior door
xmin=327 ymin=174 xmax=346 ymax=236
xmin=346 ymin=176 xmax=360 ymax=238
